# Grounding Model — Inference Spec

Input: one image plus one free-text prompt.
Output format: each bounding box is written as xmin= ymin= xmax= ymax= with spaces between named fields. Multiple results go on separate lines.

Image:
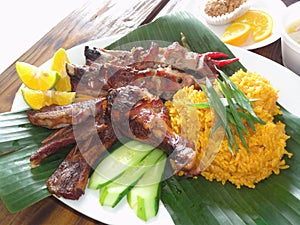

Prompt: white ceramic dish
xmin=12 ymin=35 xmax=300 ymax=225
xmin=281 ymin=1 xmax=300 ymax=75
xmin=202 ymin=0 xmax=251 ymax=25
xmin=181 ymin=0 xmax=287 ymax=50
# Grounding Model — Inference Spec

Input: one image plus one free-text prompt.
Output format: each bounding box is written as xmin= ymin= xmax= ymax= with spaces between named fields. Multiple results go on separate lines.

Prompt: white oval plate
xmin=12 ymin=35 xmax=300 ymax=225
xmin=181 ymin=0 xmax=287 ymax=50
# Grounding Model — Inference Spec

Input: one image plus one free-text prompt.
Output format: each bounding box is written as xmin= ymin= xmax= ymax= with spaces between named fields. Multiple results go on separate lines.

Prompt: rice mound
xmin=165 ymin=69 xmax=292 ymax=188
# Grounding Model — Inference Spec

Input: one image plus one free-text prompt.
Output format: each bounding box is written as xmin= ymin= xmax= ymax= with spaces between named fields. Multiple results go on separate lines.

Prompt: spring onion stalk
xmin=193 ymin=69 xmax=265 ymax=153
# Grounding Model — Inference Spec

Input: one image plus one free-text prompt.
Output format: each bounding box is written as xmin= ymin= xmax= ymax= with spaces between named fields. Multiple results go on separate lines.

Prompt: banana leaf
xmin=0 ymin=110 xmax=51 ymax=154
xmin=0 ymin=110 xmax=70 ymax=212
xmin=0 ymin=11 xmax=300 ymax=225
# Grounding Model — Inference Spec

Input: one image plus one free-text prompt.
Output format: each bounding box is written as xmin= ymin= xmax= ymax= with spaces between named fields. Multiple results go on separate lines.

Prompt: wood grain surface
xmin=0 ymin=0 xmax=298 ymax=224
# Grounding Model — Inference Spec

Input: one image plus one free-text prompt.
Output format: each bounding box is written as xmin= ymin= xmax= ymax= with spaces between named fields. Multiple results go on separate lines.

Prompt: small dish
xmin=281 ymin=1 xmax=300 ymax=75
xmin=203 ymin=0 xmax=251 ymax=25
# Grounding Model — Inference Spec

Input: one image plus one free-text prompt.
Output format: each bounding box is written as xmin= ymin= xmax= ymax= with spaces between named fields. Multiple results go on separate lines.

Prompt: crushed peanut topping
xmin=204 ymin=0 xmax=247 ymax=17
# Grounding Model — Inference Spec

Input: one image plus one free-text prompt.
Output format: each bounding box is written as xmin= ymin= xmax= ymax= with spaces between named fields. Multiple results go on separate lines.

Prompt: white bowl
xmin=281 ymin=1 xmax=300 ymax=75
xmin=203 ymin=0 xmax=251 ymax=25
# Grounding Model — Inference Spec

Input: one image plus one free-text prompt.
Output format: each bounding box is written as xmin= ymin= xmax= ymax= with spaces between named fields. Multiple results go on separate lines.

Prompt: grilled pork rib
xmin=66 ymin=61 xmax=202 ymax=100
xmin=67 ymin=42 xmax=237 ymax=99
xmin=27 ymin=97 xmax=107 ymax=129
xmin=30 ymin=117 xmax=108 ymax=168
xmin=46 ymin=144 xmax=91 ymax=200
xmin=84 ymin=42 xmax=236 ymax=76
xmin=46 ymin=112 xmax=116 ymax=200
xmin=30 ymin=126 xmax=75 ymax=168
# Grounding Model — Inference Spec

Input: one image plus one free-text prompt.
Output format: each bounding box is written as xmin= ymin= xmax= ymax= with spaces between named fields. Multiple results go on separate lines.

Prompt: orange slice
xmin=16 ymin=62 xmax=61 ymax=91
xmin=234 ymin=10 xmax=273 ymax=42
xmin=21 ymin=87 xmax=76 ymax=110
xmin=221 ymin=22 xmax=251 ymax=46
xmin=51 ymin=48 xmax=72 ymax=91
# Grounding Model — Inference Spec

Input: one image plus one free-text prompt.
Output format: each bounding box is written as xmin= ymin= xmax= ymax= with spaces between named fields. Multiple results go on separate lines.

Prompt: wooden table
xmin=0 ymin=0 xmax=297 ymax=224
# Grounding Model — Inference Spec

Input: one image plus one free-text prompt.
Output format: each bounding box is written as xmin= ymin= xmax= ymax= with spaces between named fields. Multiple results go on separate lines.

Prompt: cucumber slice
xmin=100 ymin=149 xmax=164 ymax=208
xmin=127 ymin=153 xmax=166 ymax=221
xmin=88 ymin=140 xmax=155 ymax=189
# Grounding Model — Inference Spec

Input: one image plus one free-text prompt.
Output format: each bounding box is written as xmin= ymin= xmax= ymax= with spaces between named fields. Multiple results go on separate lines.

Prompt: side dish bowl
xmin=281 ymin=1 xmax=300 ymax=75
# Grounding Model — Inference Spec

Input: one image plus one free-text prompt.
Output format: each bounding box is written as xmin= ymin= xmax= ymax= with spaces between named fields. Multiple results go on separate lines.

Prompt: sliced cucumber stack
xmin=99 ymin=149 xmax=164 ymax=208
xmin=88 ymin=140 xmax=154 ymax=189
xmin=127 ymin=153 xmax=167 ymax=221
xmin=88 ymin=140 xmax=167 ymax=222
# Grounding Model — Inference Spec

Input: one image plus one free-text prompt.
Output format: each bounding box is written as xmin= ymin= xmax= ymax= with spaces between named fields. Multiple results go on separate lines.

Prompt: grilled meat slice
xmin=84 ymin=42 xmax=236 ymax=76
xmin=68 ymin=42 xmax=238 ymax=99
xmin=46 ymin=121 xmax=117 ymax=200
xmin=30 ymin=126 xmax=75 ymax=168
xmin=66 ymin=61 xmax=201 ymax=99
xmin=107 ymin=85 xmax=198 ymax=174
xmin=80 ymin=119 xmax=117 ymax=166
xmin=46 ymin=144 xmax=91 ymax=200
xmin=27 ymin=97 xmax=107 ymax=129
xmin=29 ymin=117 xmax=108 ymax=168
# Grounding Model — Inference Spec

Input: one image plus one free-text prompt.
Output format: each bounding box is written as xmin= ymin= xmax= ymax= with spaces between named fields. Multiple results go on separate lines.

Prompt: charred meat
xmin=107 ymin=85 xmax=198 ymax=174
xmin=30 ymin=117 xmax=108 ymax=168
xmin=66 ymin=62 xmax=202 ymax=100
xmin=27 ymin=97 xmax=107 ymax=129
xmin=46 ymin=144 xmax=91 ymax=200
xmin=84 ymin=42 xmax=237 ymax=75
xmin=67 ymin=42 xmax=238 ymax=99
xmin=46 ymin=109 xmax=116 ymax=200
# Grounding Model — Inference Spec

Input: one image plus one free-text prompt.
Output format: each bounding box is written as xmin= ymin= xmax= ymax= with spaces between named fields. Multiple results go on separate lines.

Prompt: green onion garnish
xmin=193 ymin=69 xmax=265 ymax=154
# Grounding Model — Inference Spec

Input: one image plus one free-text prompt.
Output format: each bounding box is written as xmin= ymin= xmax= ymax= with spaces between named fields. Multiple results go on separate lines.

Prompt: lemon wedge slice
xmin=234 ymin=10 xmax=273 ymax=42
xmin=21 ymin=87 xmax=76 ymax=110
xmin=51 ymin=48 xmax=72 ymax=91
xmin=16 ymin=62 xmax=61 ymax=91
xmin=221 ymin=22 xmax=251 ymax=46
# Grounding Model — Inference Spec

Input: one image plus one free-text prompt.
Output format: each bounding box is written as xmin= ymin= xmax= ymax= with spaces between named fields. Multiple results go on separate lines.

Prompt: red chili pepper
xmin=212 ymin=58 xmax=239 ymax=67
xmin=204 ymin=52 xmax=229 ymax=59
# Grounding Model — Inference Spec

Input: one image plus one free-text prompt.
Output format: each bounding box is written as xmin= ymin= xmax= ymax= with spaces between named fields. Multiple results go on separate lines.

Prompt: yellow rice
xmin=165 ymin=69 xmax=292 ymax=188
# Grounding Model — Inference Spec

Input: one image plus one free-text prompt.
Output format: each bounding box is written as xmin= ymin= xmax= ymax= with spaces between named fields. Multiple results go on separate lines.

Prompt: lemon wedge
xmin=21 ymin=87 xmax=76 ymax=110
xmin=16 ymin=61 xmax=61 ymax=91
xmin=221 ymin=22 xmax=251 ymax=46
xmin=234 ymin=10 xmax=273 ymax=42
xmin=51 ymin=48 xmax=72 ymax=91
